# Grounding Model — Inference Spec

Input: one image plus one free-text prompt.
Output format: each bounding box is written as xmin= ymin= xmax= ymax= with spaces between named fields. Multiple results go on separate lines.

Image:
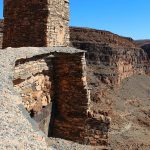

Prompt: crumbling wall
xmin=50 ymin=53 xmax=110 ymax=145
xmin=3 ymin=0 xmax=69 ymax=48
xmin=13 ymin=55 xmax=54 ymax=135
xmin=13 ymin=56 xmax=53 ymax=114
xmin=10 ymin=47 xmax=110 ymax=146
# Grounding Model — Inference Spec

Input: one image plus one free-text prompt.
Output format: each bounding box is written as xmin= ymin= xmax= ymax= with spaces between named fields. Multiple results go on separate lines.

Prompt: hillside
xmin=70 ymin=27 xmax=136 ymax=48
xmin=136 ymin=40 xmax=150 ymax=47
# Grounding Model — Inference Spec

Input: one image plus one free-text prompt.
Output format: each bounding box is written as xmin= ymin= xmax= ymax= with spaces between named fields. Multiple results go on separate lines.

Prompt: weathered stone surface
xmin=0 ymin=48 xmax=49 ymax=150
xmin=3 ymin=0 xmax=69 ymax=48
xmin=50 ymin=53 xmax=110 ymax=145
xmin=13 ymin=57 xmax=53 ymax=114
xmin=70 ymin=27 xmax=150 ymax=150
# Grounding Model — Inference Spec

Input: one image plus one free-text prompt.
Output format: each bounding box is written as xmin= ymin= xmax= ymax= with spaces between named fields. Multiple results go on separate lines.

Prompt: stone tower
xmin=3 ymin=0 xmax=69 ymax=48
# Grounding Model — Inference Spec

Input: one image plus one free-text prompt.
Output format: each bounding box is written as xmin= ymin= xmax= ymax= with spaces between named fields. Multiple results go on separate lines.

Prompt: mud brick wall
xmin=50 ymin=53 xmax=110 ymax=146
xmin=13 ymin=54 xmax=54 ymax=135
xmin=3 ymin=0 xmax=69 ymax=48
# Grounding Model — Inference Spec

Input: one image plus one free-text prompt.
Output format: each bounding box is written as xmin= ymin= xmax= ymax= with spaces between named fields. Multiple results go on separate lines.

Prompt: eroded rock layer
xmin=70 ymin=27 xmax=150 ymax=150
xmin=70 ymin=27 xmax=150 ymax=85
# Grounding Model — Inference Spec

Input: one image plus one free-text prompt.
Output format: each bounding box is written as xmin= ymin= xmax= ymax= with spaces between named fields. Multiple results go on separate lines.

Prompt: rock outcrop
xmin=70 ymin=27 xmax=150 ymax=85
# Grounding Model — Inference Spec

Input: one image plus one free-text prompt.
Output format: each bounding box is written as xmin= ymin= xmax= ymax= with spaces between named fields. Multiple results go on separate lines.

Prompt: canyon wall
xmin=70 ymin=27 xmax=150 ymax=86
xmin=3 ymin=0 xmax=69 ymax=48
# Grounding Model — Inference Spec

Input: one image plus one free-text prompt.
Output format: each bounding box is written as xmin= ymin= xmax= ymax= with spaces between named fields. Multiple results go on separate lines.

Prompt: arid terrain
xmin=0 ymin=20 xmax=150 ymax=149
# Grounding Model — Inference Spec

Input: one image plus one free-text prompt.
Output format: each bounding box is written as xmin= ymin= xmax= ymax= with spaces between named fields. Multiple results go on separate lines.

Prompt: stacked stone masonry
xmin=14 ymin=56 xmax=53 ymax=113
xmin=13 ymin=55 xmax=54 ymax=135
xmin=3 ymin=0 xmax=69 ymax=48
xmin=12 ymin=48 xmax=110 ymax=146
xmin=51 ymin=53 xmax=109 ymax=145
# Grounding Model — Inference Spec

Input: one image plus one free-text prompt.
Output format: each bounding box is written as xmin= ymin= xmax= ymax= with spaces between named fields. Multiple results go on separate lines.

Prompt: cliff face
xmin=70 ymin=27 xmax=150 ymax=85
xmin=70 ymin=27 xmax=136 ymax=48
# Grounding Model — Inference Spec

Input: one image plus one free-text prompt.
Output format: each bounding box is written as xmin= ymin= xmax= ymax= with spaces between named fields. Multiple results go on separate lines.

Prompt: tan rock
xmin=41 ymin=96 xmax=48 ymax=106
xmin=32 ymin=91 xmax=43 ymax=100
xmin=36 ymin=85 xmax=41 ymax=91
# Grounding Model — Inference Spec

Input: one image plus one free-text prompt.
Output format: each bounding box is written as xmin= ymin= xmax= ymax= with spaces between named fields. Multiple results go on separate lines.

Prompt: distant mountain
xmin=136 ymin=39 xmax=150 ymax=47
xmin=136 ymin=40 xmax=150 ymax=57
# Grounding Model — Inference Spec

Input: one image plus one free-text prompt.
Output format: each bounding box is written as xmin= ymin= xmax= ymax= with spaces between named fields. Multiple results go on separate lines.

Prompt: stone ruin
xmin=0 ymin=0 xmax=110 ymax=148
xmin=3 ymin=0 xmax=69 ymax=48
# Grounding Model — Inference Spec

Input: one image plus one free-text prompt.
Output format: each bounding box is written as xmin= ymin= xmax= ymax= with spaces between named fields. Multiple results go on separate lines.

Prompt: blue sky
xmin=0 ymin=0 xmax=150 ymax=39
